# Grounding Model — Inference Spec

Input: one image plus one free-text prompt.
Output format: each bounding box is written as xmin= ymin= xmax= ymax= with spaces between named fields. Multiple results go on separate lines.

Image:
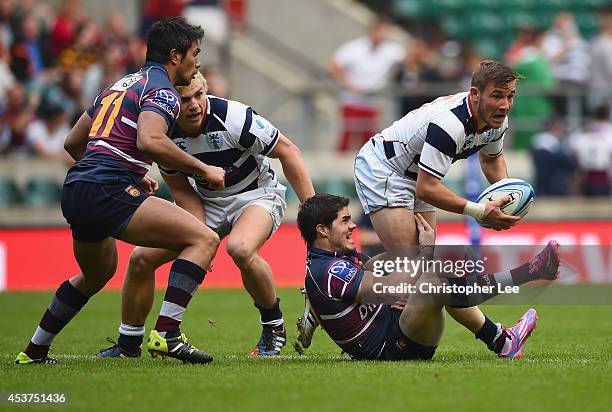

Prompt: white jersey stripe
xmin=334 ymin=305 xmax=383 ymax=345
xmin=88 ymin=140 xmax=151 ymax=170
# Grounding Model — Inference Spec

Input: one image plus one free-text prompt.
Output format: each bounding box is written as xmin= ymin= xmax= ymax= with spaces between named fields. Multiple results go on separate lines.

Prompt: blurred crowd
xmin=0 ymin=0 xmax=148 ymax=162
xmin=0 ymin=0 xmax=610 ymax=198
xmin=328 ymin=9 xmax=612 ymax=196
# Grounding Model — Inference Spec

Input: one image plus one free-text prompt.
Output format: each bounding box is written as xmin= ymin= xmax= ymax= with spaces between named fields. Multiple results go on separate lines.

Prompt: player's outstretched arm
xmin=137 ymin=111 xmax=225 ymax=189
xmin=479 ymin=152 xmax=508 ymax=184
xmin=162 ymin=172 xmax=205 ymax=223
xmin=268 ymin=134 xmax=315 ymax=203
xmin=64 ymin=111 xmax=92 ymax=161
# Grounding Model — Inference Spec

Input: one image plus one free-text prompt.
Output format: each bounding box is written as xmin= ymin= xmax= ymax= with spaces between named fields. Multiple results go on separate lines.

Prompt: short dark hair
xmin=471 ymin=60 xmax=524 ymax=91
xmin=297 ymin=194 xmax=350 ymax=245
xmin=145 ymin=17 xmax=204 ymax=64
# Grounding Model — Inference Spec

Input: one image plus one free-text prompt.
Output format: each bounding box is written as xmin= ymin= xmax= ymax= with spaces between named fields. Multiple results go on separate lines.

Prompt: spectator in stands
xmin=201 ymin=65 xmax=227 ymax=97
xmin=541 ymin=11 xmax=590 ymax=116
xmin=509 ymin=27 xmax=555 ymax=149
xmin=328 ymin=17 xmax=404 ymax=152
xmin=569 ymin=105 xmax=612 ymax=197
xmin=504 ymin=26 xmax=537 ymax=66
xmin=9 ymin=14 xmax=48 ymax=84
xmin=530 ymin=116 xmax=576 ymax=197
xmin=51 ymin=0 xmax=85 ymax=59
xmin=102 ymin=13 xmax=130 ymax=68
xmin=590 ymin=7 xmax=612 ymax=110
xmin=24 ymin=87 xmax=72 ymax=164
xmin=0 ymin=0 xmax=14 ymax=51
xmin=125 ymin=35 xmax=146 ymax=73
xmin=396 ymin=38 xmax=442 ymax=116
xmin=141 ymin=0 xmax=193 ymax=37
xmin=56 ymin=20 xmax=100 ymax=73
xmin=0 ymin=41 xmax=14 ymax=108
xmin=82 ymin=43 xmax=126 ymax=106
xmin=3 ymin=82 xmax=37 ymax=152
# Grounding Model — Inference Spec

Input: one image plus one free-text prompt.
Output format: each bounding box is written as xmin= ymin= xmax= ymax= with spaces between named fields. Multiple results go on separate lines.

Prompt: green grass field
xmin=1 ymin=288 xmax=611 ymax=412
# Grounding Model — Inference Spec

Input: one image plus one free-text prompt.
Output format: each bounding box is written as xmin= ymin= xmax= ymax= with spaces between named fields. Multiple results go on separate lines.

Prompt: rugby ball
xmin=476 ymin=178 xmax=534 ymax=224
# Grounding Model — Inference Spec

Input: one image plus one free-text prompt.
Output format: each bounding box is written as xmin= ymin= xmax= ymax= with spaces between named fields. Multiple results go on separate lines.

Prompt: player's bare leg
xmin=225 ymin=205 xmax=286 ymax=356
xmin=122 ymin=248 xmax=176 ymax=327
xmin=119 ymin=196 xmax=220 ymax=363
xmin=17 ymin=237 xmax=119 ymax=364
xmin=96 ymin=247 xmax=176 ymax=358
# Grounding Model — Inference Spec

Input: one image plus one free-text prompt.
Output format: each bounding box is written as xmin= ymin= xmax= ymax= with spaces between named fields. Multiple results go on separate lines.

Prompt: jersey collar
xmin=142 ymin=61 xmax=170 ymax=76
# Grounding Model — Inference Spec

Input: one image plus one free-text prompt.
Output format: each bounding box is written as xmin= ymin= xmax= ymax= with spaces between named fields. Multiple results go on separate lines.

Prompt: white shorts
xmin=354 ymin=141 xmax=436 ymax=214
xmin=200 ymin=183 xmax=287 ymax=239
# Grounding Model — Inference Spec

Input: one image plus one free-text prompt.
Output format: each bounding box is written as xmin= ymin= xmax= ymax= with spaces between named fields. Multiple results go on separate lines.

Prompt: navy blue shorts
xmin=61 ymin=176 xmax=148 ymax=242
xmin=378 ymin=309 xmax=437 ymax=361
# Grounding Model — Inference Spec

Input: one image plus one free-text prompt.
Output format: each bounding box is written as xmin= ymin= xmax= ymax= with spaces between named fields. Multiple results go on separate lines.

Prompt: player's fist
xmin=481 ymin=195 xmax=521 ymax=230
xmin=140 ymin=175 xmax=159 ymax=195
xmin=202 ymin=165 xmax=225 ymax=190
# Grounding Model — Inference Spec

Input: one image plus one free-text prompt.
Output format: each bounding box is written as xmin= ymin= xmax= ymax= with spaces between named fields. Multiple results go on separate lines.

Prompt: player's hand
xmin=415 ymin=213 xmax=435 ymax=246
xmin=140 ymin=175 xmax=159 ymax=195
xmin=481 ymin=195 xmax=521 ymax=230
xmin=201 ymin=165 xmax=225 ymax=190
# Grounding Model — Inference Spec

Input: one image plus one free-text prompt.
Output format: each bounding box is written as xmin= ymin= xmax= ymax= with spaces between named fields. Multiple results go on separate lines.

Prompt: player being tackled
xmin=295 ymin=194 xmax=560 ymax=361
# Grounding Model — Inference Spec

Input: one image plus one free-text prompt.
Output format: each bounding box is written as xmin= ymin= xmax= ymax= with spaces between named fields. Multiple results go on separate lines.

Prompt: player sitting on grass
xmin=95 ymin=71 xmax=315 ymax=360
xmin=296 ymin=194 xmax=560 ymax=360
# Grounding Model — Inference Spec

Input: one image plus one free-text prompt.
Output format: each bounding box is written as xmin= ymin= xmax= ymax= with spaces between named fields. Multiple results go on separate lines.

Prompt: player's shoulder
xmin=308 ymin=249 xmax=361 ymax=282
xmin=427 ymin=93 xmax=469 ymax=139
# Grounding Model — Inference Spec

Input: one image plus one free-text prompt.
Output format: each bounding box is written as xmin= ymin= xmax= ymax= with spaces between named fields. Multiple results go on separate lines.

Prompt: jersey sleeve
xmin=325 ymin=259 xmax=365 ymax=303
xmin=418 ymin=116 xmax=463 ymax=179
xmin=223 ymin=101 xmax=280 ymax=155
xmin=141 ymin=88 xmax=181 ymax=127
xmin=85 ymin=91 xmax=103 ymax=118
xmin=481 ymin=120 xmax=508 ymax=157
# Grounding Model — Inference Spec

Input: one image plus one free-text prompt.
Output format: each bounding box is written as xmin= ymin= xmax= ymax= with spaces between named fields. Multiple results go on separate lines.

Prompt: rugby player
xmin=95 ymin=71 xmax=315 ymax=359
xmin=297 ymin=60 xmax=527 ymax=351
xmin=297 ymin=194 xmax=560 ymax=361
xmin=16 ymin=17 xmax=224 ymax=365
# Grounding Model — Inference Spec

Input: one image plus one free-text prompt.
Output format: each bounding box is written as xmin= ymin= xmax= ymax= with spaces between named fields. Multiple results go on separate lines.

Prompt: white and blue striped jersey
xmin=369 ymin=92 xmax=507 ymax=180
xmin=160 ymin=96 xmax=281 ymax=198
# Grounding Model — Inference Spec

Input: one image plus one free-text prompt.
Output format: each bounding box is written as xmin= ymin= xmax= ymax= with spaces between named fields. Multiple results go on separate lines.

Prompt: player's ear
xmin=470 ymin=86 xmax=480 ymax=101
xmin=169 ymin=48 xmax=181 ymax=65
xmin=315 ymin=223 xmax=329 ymax=239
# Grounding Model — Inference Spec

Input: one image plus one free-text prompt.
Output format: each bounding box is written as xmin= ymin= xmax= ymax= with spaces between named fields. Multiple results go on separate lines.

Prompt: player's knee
xmin=226 ymin=238 xmax=256 ymax=266
xmin=193 ymin=228 xmax=220 ymax=253
xmin=128 ymin=247 xmax=156 ymax=278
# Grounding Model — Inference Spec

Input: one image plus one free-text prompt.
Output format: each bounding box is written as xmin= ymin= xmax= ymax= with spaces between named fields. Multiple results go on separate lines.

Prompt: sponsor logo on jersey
xmin=252 ymin=115 xmax=277 ymax=139
xmin=111 ymin=74 xmax=143 ymax=91
xmin=125 ymin=185 xmax=141 ymax=197
xmin=328 ymin=260 xmax=357 ymax=283
xmin=148 ymin=90 xmax=179 ymax=117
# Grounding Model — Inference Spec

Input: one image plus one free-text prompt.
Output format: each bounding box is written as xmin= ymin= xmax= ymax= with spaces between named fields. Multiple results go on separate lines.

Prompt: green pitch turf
xmin=1 ymin=288 xmax=611 ymax=412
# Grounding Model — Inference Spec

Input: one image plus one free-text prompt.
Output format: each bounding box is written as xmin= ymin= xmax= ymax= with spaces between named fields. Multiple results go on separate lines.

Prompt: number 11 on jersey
xmin=89 ymin=91 xmax=127 ymax=137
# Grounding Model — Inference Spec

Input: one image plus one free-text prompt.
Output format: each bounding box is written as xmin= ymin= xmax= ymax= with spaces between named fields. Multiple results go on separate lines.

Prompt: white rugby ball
xmin=476 ymin=178 xmax=534 ymax=225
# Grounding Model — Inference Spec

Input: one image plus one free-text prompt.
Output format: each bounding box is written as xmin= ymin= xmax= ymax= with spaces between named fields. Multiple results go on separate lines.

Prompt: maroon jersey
xmin=305 ymin=247 xmax=393 ymax=359
xmin=82 ymin=61 xmax=180 ymax=177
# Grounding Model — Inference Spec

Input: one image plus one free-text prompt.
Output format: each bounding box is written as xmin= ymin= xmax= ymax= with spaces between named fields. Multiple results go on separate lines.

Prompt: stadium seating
xmin=0 ymin=178 xmax=22 ymax=207
xmin=23 ymin=179 xmax=62 ymax=207
xmin=391 ymin=0 xmax=605 ymax=58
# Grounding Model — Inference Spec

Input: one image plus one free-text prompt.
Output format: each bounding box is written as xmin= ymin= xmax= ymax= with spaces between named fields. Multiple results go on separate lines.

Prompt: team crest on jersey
xmin=328 ymin=260 xmax=357 ymax=283
xmin=125 ymin=185 xmax=141 ymax=197
xmin=206 ymin=132 xmax=224 ymax=150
